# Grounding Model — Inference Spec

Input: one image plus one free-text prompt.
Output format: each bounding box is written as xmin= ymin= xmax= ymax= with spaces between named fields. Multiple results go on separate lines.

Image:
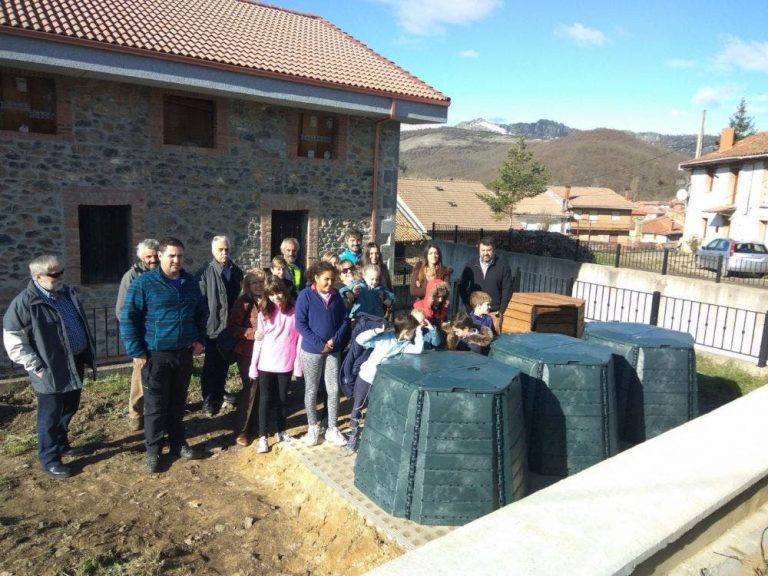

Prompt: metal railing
xmin=2 ymin=269 xmax=767 ymax=377
xmin=429 ymin=224 xmax=768 ymax=289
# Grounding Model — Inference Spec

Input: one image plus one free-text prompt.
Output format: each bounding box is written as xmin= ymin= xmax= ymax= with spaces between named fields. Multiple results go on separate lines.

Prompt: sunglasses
xmin=340 ymin=267 xmax=354 ymax=273
xmin=45 ymin=270 xmax=65 ymax=278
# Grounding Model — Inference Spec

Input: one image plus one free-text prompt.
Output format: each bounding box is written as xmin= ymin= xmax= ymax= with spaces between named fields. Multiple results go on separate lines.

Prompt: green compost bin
xmin=583 ymin=321 xmax=697 ymax=444
xmin=353 ymin=351 xmax=527 ymax=526
xmin=489 ymin=333 xmax=618 ymax=477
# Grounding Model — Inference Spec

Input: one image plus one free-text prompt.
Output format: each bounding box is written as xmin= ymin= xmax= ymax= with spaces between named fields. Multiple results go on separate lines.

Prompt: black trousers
xmin=201 ymin=336 xmax=229 ymax=409
xmin=142 ymin=348 xmax=193 ymax=455
xmin=257 ymin=371 xmax=291 ymax=437
xmin=36 ymin=353 xmax=85 ymax=468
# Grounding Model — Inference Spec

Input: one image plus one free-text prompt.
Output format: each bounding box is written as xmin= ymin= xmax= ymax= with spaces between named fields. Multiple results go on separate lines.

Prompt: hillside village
xmin=397 ymin=124 xmax=767 ymax=254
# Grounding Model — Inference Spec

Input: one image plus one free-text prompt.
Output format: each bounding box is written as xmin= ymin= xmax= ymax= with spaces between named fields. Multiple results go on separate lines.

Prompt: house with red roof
xmin=0 ymin=0 xmax=449 ymax=308
xmin=680 ymin=128 xmax=768 ymax=249
xmin=514 ymin=186 xmax=636 ymax=243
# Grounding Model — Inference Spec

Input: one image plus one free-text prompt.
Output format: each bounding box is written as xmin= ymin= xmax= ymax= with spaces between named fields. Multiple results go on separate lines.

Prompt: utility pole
xmin=695 ymin=110 xmax=706 ymax=158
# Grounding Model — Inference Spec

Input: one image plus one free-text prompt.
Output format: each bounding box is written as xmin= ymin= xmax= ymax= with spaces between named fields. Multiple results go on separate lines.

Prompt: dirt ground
xmin=0 ymin=370 xmax=402 ymax=576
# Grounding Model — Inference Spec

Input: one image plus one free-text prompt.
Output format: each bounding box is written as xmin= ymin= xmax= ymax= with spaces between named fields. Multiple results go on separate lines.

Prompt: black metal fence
xmin=2 ymin=266 xmax=767 ymax=377
xmin=430 ymin=224 xmax=768 ymax=289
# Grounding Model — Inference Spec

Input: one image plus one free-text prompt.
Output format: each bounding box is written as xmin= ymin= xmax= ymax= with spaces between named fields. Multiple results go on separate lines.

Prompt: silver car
xmin=696 ymin=239 xmax=768 ymax=275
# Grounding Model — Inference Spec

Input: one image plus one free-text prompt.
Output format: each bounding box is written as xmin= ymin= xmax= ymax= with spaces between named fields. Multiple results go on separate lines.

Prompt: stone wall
xmin=0 ymin=72 xmax=399 ymax=313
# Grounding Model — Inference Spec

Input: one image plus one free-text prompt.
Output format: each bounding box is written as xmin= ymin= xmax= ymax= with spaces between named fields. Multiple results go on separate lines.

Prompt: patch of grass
xmin=0 ymin=432 xmax=36 ymax=456
xmin=83 ymin=373 xmax=130 ymax=396
xmin=697 ymin=355 xmax=767 ymax=414
xmin=75 ymin=555 xmax=127 ymax=576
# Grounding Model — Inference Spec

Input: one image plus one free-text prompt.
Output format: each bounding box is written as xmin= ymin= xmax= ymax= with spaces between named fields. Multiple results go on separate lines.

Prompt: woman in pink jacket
xmin=248 ymin=276 xmax=302 ymax=454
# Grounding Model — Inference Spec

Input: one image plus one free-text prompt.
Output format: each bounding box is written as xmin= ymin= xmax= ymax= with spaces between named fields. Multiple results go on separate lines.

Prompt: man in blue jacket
xmin=3 ymin=255 xmax=96 ymax=479
xmin=120 ymin=237 xmax=207 ymax=473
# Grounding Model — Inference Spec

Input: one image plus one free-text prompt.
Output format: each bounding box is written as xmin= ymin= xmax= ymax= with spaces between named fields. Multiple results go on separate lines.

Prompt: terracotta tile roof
xmin=397 ymin=178 xmax=512 ymax=232
xmin=395 ymin=209 xmax=425 ymax=243
xmin=0 ymin=0 xmax=449 ymax=104
xmin=549 ymin=186 xmax=635 ymax=210
xmin=514 ymin=190 xmax=565 ymax=216
xmin=680 ymin=131 xmax=768 ymax=167
xmin=642 ymin=216 xmax=683 ymax=235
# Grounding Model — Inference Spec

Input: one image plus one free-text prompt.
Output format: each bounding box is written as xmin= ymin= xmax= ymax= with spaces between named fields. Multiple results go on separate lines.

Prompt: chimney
xmin=720 ymin=127 xmax=735 ymax=152
xmin=563 ymin=185 xmax=571 ymax=212
xmin=624 ymin=186 xmax=630 ymax=200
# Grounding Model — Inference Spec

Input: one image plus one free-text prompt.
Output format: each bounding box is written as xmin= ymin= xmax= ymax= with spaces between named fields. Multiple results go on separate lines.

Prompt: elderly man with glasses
xmin=3 ymin=255 xmax=96 ymax=479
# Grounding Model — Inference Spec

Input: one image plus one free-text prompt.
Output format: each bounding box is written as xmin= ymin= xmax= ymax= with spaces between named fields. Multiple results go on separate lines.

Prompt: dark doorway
xmin=78 ymin=205 xmax=131 ymax=284
xmin=270 ymin=210 xmax=308 ymax=267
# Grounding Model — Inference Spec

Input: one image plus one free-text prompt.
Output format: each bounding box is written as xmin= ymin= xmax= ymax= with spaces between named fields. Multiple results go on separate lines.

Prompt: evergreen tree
xmin=477 ymin=138 xmax=549 ymax=227
xmin=729 ymin=98 xmax=757 ymax=142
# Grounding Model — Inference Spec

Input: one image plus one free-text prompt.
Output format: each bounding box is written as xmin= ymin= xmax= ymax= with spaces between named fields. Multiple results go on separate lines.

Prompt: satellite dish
xmin=676 ymin=188 xmax=689 ymax=201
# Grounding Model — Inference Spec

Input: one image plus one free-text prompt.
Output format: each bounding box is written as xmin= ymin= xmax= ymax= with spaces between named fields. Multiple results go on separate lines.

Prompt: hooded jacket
xmin=413 ymin=278 xmax=450 ymax=324
xmin=442 ymin=323 xmax=494 ymax=355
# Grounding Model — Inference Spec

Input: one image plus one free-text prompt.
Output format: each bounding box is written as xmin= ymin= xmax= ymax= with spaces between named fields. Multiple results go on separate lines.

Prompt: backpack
xmin=339 ymin=312 xmax=388 ymax=398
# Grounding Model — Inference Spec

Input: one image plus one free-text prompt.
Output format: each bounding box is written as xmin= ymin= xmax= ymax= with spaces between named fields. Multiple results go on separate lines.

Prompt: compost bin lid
xmin=584 ymin=321 xmax=694 ymax=348
xmin=491 ymin=332 xmax=614 ymax=365
xmin=377 ymin=351 xmax=520 ymax=394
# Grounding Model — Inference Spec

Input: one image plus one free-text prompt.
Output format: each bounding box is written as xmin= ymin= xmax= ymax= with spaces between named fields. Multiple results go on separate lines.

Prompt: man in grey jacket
xmin=198 ymin=235 xmax=243 ymax=416
xmin=3 ymin=255 xmax=96 ymax=479
xmin=115 ymin=238 xmax=159 ymax=431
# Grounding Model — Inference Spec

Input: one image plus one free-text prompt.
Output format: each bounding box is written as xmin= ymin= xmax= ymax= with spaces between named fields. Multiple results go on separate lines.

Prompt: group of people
xmin=2 ymin=228 xmax=514 ymax=478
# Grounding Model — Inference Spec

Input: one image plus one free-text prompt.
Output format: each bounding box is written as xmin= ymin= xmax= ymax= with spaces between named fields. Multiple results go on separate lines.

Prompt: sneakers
xmin=145 ymin=453 xmax=161 ymax=473
xmin=324 ymin=427 xmax=347 ymax=447
xmin=276 ymin=431 xmax=294 ymax=443
xmin=304 ymin=424 xmax=320 ymax=447
xmin=255 ymin=436 xmax=269 ymax=454
xmin=235 ymin=434 xmax=249 ymax=447
xmin=223 ymin=392 xmax=239 ymax=406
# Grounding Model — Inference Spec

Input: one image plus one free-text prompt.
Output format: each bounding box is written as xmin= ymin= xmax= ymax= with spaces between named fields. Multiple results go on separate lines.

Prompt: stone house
xmin=0 ymin=0 xmax=449 ymax=313
xmin=680 ymin=128 xmax=768 ymax=248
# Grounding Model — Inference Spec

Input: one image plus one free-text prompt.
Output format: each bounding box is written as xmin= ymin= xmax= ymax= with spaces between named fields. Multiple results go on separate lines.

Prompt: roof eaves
xmin=0 ymin=25 xmax=451 ymax=107
xmin=679 ymin=153 xmax=768 ymax=170
xmin=396 ymin=195 xmax=427 ymax=234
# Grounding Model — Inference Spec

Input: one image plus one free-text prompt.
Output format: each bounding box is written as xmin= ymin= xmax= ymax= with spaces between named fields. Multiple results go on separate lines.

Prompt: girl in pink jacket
xmin=248 ymin=276 xmax=302 ymax=454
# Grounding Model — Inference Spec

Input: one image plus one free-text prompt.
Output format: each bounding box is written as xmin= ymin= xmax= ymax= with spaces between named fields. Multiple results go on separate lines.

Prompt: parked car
xmin=695 ymin=239 xmax=768 ymax=275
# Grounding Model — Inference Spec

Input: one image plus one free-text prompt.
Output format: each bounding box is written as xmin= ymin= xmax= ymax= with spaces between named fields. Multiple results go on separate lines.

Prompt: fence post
xmin=661 ymin=248 xmax=670 ymax=275
xmin=715 ymin=255 xmax=723 ymax=283
xmin=565 ymin=276 xmax=575 ymax=296
xmin=613 ymin=243 xmax=621 ymax=268
xmin=453 ymin=225 xmax=458 ymax=244
xmin=758 ymin=310 xmax=768 ymax=367
xmin=649 ymin=291 xmax=661 ymax=326
xmin=512 ymin=267 xmax=522 ymax=293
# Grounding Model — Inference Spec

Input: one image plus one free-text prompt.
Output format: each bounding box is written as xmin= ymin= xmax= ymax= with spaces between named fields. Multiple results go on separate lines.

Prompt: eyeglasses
xmin=45 ymin=270 xmax=65 ymax=278
xmin=340 ymin=267 xmax=354 ymax=274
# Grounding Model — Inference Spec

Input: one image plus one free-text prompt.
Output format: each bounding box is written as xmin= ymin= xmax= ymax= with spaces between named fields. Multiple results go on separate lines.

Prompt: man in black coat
xmin=459 ymin=236 xmax=513 ymax=333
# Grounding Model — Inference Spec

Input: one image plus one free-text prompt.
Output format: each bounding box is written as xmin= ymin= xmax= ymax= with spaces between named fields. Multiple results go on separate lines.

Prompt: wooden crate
xmin=502 ymin=292 xmax=585 ymax=338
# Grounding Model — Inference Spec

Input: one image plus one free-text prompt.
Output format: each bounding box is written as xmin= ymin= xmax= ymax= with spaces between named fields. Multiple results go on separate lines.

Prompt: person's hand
xmin=352 ymin=284 xmax=361 ymax=296
xmin=374 ymin=324 xmax=387 ymax=334
xmin=134 ymin=355 xmax=148 ymax=369
xmin=191 ymin=341 xmax=204 ymax=355
xmin=33 ymin=367 xmax=45 ymax=379
xmin=254 ymin=328 xmax=264 ymax=341
xmin=322 ymin=339 xmax=335 ymax=354
xmin=421 ymin=317 xmax=433 ymax=330
xmin=383 ymin=298 xmax=392 ymax=307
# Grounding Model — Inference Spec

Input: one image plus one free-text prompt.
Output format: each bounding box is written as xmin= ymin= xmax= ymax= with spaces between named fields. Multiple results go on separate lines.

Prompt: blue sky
xmin=274 ymin=0 xmax=767 ymax=135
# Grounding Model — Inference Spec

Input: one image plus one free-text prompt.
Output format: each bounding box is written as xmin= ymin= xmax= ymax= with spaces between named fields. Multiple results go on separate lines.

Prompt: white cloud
xmin=372 ymin=0 xmax=502 ymax=36
xmin=716 ymin=37 xmax=768 ymax=73
xmin=458 ymin=49 xmax=480 ymax=59
xmin=691 ymin=85 xmax=739 ymax=108
xmin=666 ymin=58 xmax=697 ymax=69
xmin=555 ymin=22 xmax=607 ymax=47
